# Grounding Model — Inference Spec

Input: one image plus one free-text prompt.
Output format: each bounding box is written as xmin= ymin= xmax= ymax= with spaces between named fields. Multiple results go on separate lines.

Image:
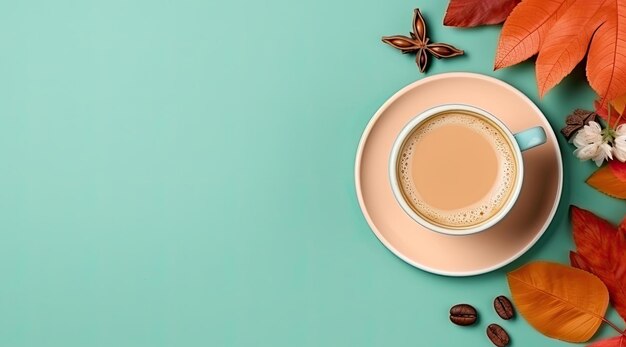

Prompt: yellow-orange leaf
xmin=507 ymin=261 xmax=609 ymax=343
xmin=536 ymin=0 xmax=606 ymax=97
xmin=587 ymin=164 xmax=626 ymax=199
xmin=611 ymin=93 xmax=626 ymax=115
xmin=495 ymin=0 xmax=575 ymax=69
xmin=587 ymin=1 xmax=626 ymax=105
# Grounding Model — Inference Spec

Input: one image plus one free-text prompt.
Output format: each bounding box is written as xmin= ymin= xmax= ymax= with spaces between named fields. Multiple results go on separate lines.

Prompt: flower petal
xmin=574 ymin=143 xmax=601 ymax=160
xmin=614 ymin=134 xmax=626 ymax=162
xmin=593 ymin=143 xmax=613 ymax=166
xmin=573 ymin=121 xmax=604 ymax=148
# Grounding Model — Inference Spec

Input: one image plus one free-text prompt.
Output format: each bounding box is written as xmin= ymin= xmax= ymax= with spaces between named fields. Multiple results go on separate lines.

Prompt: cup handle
xmin=513 ymin=126 xmax=547 ymax=152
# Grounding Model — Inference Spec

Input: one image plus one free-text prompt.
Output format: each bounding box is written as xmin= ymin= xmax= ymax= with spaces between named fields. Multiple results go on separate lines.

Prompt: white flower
xmin=573 ymin=121 xmax=613 ymax=166
xmin=614 ymin=124 xmax=626 ymax=162
xmin=594 ymin=142 xmax=614 ymax=166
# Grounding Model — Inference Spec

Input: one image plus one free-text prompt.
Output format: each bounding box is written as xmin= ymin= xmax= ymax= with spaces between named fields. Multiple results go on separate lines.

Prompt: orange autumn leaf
xmin=444 ymin=0 xmax=521 ymax=27
xmin=587 ymin=164 xmax=626 ymax=199
xmin=588 ymin=336 xmax=626 ymax=347
xmin=494 ymin=0 xmax=626 ymax=102
xmin=494 ymin=0 xmax=576 ymax=69
xmin=594 ymin=99 xmax=626 ymax=126
xmin=587 ymin=1 xmax=626 ymax=105
xmin=535 ymin=0 xmax=606 ymax=97
xmin=571 ymin=206 xmax=626 ymax=321
xmin=507 ymin=261 xmax=609 ymax=342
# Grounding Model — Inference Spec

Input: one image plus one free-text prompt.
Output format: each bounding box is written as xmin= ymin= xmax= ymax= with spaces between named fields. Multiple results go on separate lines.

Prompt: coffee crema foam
xmin=398 ymin=112 xmax=517 ymax=228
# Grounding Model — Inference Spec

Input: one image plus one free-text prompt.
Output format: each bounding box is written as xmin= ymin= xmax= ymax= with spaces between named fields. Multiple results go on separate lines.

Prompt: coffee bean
xmin=486 ymin=323 xmax=510 ymax=347
xmin=449 ymin=304 xmax=477 ymax=326
xmin=494 ymin=295 xmax=515 ymax=320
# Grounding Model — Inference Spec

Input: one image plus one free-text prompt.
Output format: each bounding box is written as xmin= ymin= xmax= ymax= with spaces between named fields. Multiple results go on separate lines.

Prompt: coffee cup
xmin=389 ymin=104 xmax=546 ymax=236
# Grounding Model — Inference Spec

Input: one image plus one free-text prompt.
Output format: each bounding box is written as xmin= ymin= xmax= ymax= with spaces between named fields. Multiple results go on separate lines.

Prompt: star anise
xmin=382 ymin=9 xmax=464 ymax=73
xmin=561 ymin=109 xmax=598 ymax=140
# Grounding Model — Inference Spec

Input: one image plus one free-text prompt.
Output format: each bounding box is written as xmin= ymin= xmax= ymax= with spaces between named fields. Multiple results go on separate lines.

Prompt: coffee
xmin=449 ymin=304 xmax=478 ymax=326
xmin=486 ymin=324 xmax=510 ymax=347
xmin=397 ymin=111 xmax=517 ymax=229
xmin=493 ymin=295 xmax=515 ymax=320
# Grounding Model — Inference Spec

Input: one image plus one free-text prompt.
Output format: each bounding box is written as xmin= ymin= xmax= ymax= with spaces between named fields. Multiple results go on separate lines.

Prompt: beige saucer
xmin=355 ymin=73 xmax=563 ymax=276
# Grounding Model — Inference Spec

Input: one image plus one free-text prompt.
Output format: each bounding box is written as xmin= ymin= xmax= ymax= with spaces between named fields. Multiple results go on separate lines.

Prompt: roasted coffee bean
xmin=486 ymin=323 xmax=510 ymax=347
xmin=494 ymin=295 xmax=515 ymax=320
xmin=449 ymin=304 xmax=477 ymax=326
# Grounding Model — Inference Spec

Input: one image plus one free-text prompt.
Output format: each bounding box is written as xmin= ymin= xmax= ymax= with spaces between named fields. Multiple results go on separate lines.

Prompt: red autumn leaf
xmin=587 ymin=165 xmax=626 ymax=199
xmin=535 ymin=0 xmax=606 ymax=97
xmin=571 ymin=206 xmax=626 ymax=321
xmin=494 ymin=0 xmax=576 ymax=69
xmin=444 ymin=0 xmax=521 ymax=28
xmin=588 ymin=336 xmax=626 ymax=347
xmin=610 ymin=161 xmax=626 ymax=181
xmin=570 ymin=251 xmax=594 ymax=273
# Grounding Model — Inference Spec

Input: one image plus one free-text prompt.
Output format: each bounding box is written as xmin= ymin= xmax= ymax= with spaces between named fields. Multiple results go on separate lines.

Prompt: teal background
xmin=1 ymin=0 xmax=624 ymax=346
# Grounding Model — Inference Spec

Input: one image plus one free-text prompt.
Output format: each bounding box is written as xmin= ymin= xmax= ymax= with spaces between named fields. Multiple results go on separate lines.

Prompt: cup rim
xmin=388 ymin=104 xmax=525 ymax=236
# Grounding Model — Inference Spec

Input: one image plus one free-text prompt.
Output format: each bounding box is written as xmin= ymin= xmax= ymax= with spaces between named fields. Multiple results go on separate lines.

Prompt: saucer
xmin=355 ymin=72 xmax=563 ymax=276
